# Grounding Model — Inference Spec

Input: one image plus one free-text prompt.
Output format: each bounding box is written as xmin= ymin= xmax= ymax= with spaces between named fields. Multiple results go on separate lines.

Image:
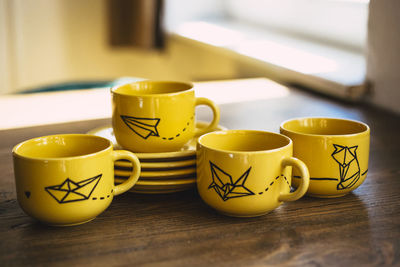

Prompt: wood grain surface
xmin=0 ymin=83 xmax=399 ymax=266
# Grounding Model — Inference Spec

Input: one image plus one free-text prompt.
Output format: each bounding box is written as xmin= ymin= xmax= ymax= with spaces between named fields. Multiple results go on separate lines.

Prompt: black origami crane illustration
xmin=121 ymin=115 xmax=160 ymax=139
xmin=208 ymin=162 xmax=254 ymax=201
xmin=45 ymin=174 xmax=102 ymax=203
xmin=332 ymin=144 xmax=360 ymax=190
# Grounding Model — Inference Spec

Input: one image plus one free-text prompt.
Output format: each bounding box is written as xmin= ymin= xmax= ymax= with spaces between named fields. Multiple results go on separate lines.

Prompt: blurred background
xmin=0 ymin=0 xmax=399 ymax=114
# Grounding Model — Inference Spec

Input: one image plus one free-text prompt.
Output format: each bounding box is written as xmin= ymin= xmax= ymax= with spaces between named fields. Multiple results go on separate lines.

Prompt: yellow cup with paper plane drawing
xmin=196 ymin=130 xmax=310 ymax=217
xmin=280 ymin=117 xmax=370 ymax=198
xmin=12 ymin=134 xmax=141 ymax=226
xmin=111 ymin=80 xmax=220 ymax=153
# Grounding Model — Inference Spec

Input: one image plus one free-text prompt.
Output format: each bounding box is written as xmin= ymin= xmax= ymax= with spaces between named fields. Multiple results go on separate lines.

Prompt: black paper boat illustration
xmin=121 ymin=115 xmax=160 ymax=139
xmin=208 ymin=162 xmax=254 ymax=201
xmin=332 ymin=144 xmax=360 ymax=190
xmin=45 ymin=174 xmax=102 ymax=204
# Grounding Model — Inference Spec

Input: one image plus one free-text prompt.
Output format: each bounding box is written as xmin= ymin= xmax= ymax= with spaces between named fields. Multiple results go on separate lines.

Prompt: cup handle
xmin=112 ymin=150 xmax=141 ymax=196
xmin=278 ymin=157 xmax=310 ymax=202
xmin=194 ymin=97 xmax=220 ymax=137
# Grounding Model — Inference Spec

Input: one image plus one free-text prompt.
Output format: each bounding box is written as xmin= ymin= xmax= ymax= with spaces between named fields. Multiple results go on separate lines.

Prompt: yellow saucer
xmin=115 ymin=158 xmax=196 ymax=169
xmin=129 ymin=188 xmax=191 ymax=194
xmin=133 ymin=183 xmax=195 ymax=191
xmin=87 ymin=121 xmax=227 ymax=160
xmin=115 ymin=177 xmax=196 ymax=187
xmin=114 ymin=167 xmax=196 ymax=179
xmin=115 ymin=176 xmax=196 ymax=194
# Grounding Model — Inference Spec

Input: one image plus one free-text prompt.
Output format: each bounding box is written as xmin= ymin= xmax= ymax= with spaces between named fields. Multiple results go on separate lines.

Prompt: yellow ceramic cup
xmin=111 ymin=80 xmax=220 ymax=152
xmin=12 ymin=134 xmax=141 ymax=226
xmin=280 ymin=117 xmax=370 ymax=198
xmin=197 ymin=130 xmax=310 ymax=217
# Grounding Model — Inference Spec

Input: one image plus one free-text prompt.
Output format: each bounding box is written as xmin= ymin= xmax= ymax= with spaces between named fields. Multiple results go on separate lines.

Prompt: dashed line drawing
xmin=158 ymin=115 xmax=194 ymax=141
xmin=121 ymin=115 xmax=194 ymax=141
xmin=258 ymin=174 xmax=290 ymax=195
xmin=207 ymin=161 xmax=292 ymax=198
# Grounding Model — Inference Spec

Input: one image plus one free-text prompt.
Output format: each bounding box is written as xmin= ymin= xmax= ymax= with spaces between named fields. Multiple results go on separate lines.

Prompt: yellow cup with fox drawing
xmin=12 ymin=134 xmax=141 ymax=226
xmin=280 ymin=117 xmax=370 ymax=198
xmin=197 ymin=130 xmax=310 ymax=217
xmin=111 ymin=81 xmax=220 ymax=152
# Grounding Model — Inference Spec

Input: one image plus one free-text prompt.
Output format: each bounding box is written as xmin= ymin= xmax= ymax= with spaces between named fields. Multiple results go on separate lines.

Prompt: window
xmin=165 ymin=0 xmax=370 ymax=99
xmin=224 ymin=0 xmax=369 ymax=51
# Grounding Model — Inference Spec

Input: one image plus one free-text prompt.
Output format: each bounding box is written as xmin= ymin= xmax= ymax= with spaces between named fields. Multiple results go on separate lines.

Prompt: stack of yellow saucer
xmin=88 ymin=121 xmax=226 ymax=194
xmin=114 ymin=154 xmax=197 ymax=194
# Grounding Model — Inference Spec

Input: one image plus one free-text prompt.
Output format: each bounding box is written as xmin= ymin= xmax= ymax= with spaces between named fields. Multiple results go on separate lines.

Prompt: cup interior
xmin=13 ymin=134 xmax=110 ymax=159
xmin=281 ymin=118 xmax=369 ymax=136
xmin=112 ymin=81 xmax=193 ymax=96
xmin=198 ymin=130 xmax=291 ymax=152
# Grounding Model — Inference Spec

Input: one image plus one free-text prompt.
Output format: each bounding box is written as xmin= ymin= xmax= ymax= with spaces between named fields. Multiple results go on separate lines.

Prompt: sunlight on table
xmin=0 ymin=78 xmax=290 ymax=130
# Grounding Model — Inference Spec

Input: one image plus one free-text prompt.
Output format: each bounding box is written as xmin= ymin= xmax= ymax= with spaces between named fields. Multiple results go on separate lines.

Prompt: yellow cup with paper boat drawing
xmin=12 ymin=134 xmax=141 ymax=226
xmin=196 ymin=130 xmax=310 ymax=217
xmin=111 ymin=80 xmax=220 ymax=153
xmin=280 ymin=117 xmax=370 ymax=198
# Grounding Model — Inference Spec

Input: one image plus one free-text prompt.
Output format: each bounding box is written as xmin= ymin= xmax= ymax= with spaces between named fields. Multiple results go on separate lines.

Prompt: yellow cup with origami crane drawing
xmin=196 ymin=130 xmax=310 ymax=217
xmin=12 ymin=134 xmax=141 ymax=226
xmin=280 ymin=117 xmax=370 ymax=198
xmin=111 ymin=80 xmax=220 ymax=153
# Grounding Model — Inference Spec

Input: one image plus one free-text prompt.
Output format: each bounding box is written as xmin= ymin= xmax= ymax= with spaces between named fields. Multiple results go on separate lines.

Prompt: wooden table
xmin=0 ymin=79 xmax=399 ymax=266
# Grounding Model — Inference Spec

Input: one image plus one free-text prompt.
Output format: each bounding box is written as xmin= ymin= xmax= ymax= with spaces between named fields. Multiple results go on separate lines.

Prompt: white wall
xmin=0 ymin=0 xmax=236 ymax=93
xmin=367 ymin=0 xmax=400 ymax=114
xmin=0 ymin=0 xmax=13 ymax=93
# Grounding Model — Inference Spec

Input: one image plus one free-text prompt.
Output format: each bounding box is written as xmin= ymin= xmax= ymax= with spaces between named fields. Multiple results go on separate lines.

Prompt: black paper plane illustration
xmin=208 ymin=162 xmax=254 ymax=201
xmin=331 ymin=144 xmax=360 ymax=190
xmin=45 ymin=174 xmax=102 ymax=203
xmin=120 ymin=115 xmax=160 ymax=139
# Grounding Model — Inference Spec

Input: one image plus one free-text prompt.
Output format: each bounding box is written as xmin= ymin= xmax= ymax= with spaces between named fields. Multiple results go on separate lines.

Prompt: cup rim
xmin=110 ymin=80 xmax=194 ymax=97
xmin=12 ymin=134 xmax=113 ymax=161
xmin=197 ymin=130 xmax=292 ymax=154
xmin=280 ymin=117 xmax=370 ymax=137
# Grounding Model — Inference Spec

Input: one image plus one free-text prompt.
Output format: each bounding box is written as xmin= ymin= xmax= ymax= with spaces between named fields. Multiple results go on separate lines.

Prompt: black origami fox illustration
xmin=331 ymin=144 xmax=360 ymax=190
